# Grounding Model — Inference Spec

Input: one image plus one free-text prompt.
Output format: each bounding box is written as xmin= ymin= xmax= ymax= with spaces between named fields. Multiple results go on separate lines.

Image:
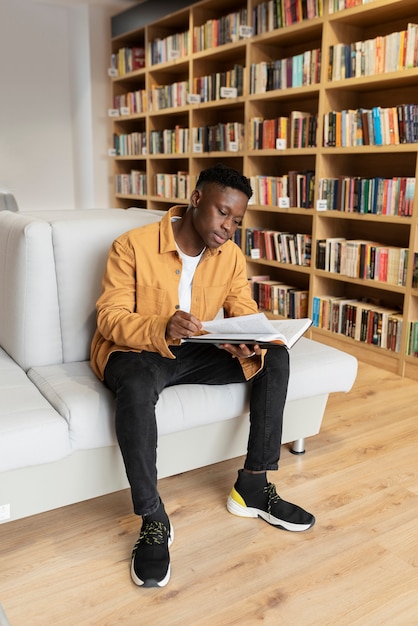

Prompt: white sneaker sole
xmin=227 ymin=496 xmax=314 ymax=532
xmin=131 ymin=526 xmax=174 ymax=587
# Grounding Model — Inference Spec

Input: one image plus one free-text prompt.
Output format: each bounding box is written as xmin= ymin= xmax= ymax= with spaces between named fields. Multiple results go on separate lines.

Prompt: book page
xmin=187 ymin=314 xmax=312 ymax=348
xmin=201 ymin=313 xmax=277 ymax=335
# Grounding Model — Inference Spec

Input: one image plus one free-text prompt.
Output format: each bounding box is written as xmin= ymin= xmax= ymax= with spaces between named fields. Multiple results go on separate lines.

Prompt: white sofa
xmin=0 ymin=208 xmax=358 ymax=523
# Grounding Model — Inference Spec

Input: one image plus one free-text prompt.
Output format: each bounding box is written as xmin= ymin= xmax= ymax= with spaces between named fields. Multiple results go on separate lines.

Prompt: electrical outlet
xmin=0 ymin=504 xmax=11 ymax=522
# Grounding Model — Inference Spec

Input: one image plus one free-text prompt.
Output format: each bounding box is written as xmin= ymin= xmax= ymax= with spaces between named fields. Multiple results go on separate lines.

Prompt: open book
xmin=184 ymin=313 xmax=312 ymax=349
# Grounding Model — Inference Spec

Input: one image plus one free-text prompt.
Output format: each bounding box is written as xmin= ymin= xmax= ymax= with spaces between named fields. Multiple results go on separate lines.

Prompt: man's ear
xmin=191 ymin=189 xmax=200 ymax=208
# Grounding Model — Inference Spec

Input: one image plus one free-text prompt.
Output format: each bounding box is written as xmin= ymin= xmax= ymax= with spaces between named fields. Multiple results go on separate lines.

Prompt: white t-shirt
xmin=176 ymin=245 xmax=205 ymax=312
xmin=172 ymin=217 xmax=205 ymax=312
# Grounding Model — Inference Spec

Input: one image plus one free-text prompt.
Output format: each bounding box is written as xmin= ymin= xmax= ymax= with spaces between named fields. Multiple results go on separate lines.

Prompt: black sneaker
xmin=130 ymin=519 xmax=174 ymax=588
xmin=227 ymin=474 xmax=315 ymax=532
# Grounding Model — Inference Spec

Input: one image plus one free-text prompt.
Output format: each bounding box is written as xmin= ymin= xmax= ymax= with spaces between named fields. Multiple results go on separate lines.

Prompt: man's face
xmin=191 ymin=183 xmax=248 ymax=249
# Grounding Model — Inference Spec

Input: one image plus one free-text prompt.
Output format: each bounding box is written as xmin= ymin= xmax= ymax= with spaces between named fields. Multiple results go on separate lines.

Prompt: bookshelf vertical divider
xmin=109 ymin=0 xmax=418 ymax=380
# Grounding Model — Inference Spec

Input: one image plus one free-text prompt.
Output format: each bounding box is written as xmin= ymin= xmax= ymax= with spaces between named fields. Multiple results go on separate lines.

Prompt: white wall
xmin=0 ymin=0 xmax=114 ymax=211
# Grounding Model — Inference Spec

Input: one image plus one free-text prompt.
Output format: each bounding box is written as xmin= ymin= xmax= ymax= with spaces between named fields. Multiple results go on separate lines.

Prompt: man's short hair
xmin=195 ymin=163 xmax=253 ymax=200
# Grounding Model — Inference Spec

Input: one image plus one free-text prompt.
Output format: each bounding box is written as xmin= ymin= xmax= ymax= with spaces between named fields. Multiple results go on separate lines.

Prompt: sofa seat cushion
xmin=27 ymin=362 xmax=251 ymax=450
xmin=27 ymin=338 xmax=357 ymax=453
xmin=0 ymin=348 xmax=71 ymax=472
xmin=287 ymin=337 xmax=357 ymax=400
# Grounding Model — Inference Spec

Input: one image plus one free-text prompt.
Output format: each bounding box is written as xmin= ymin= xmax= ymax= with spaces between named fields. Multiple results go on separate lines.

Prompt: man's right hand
xmin=166 ymin=310 xmax=202 ymax=340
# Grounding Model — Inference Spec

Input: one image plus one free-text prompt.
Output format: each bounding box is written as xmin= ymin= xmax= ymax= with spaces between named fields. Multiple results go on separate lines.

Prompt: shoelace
xmin=132 ymin=520 xmax=169 ymax=555
xmin=264 ymin=483 xmax=282 ymax=514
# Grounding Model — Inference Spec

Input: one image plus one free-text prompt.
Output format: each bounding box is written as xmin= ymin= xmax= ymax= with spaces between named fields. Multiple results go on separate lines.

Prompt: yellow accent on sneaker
xmin=230 ymin=486 xmax=247 ymax=508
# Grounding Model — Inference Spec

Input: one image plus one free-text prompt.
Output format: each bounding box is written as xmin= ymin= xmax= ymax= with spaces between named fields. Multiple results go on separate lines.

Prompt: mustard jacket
xmin=90 ymin=206 xmax=262 ymax=381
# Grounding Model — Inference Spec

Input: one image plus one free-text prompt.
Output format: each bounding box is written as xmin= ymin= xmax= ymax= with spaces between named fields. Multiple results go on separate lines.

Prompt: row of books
xmin=192 ymin=65 xmax=244 ymax=102
xmin=154 ymin=172 xmax=190 ymax=200
xmin=249 ymin=48 xmax=321 ymax=93
xmin=110 ymin=47 xmax=145 ymax=76
xmin=248 ymin=171 xmax=315 ymax=208
xmin=150 ymin=81 xmax=190 ymax=111
xmin=328 ymin=0 xmax=375 ymax=14
xmin=112 ymin=2 xmax=324 ymax=76
xmin=191 ymin=123 xmax=244 ymax=153
xmin=249 ymin=112 xmax=318 ymax=149
xmin=113 ymin=89 xmax=147 ymax=115
xmin=312 ymin=295 xmax=403 ymax=352
xmin=114 ymin=123 xmax=244 ymax=155
xmin=148 ymin=31 xmax=190 ymax=66
xmin=115 ymin=171 xmax=147 ymax=196
xmin=193 ymin=9 xmax=248 ymax=52
xmin=316 ymin=238 xmax=408 ymax=286
xmin=328 ymin=23 xmax=418 ymax=80
xmin=149 ymin=127 xmax=190 ymax=155
xmin=252 ymin=0 xmax=322 ymax=34
xmin=113 ymin=132 xmax=146 ymax=157
xmin=318 ymin=176 xmax=415 ymax=217
xmin=250 ymin=275 xmax=309 ymax=318
xmin=246 ymin=228 xmax=312 ymax=267
xmin=323 ymin=104 xmax=418 ymax=147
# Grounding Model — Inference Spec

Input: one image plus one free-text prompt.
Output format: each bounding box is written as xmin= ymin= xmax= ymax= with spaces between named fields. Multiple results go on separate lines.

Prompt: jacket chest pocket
xmin=136 ymin=285 xmax=168 ymax=315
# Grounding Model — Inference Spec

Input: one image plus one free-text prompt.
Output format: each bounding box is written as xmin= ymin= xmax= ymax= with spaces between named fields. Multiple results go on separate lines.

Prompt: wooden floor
xmin=1 ymin=361 xmax=418 ymax=626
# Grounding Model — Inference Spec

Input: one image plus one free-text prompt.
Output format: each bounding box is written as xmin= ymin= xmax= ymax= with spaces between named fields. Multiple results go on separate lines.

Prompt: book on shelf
xmin=406 ymin=319 xmax=418 ymax=356
xmin=249 ymin=48 xmax=321 ymax=93
xmin=324 ymin=105 xmax=418 ymax=148
xmin=328 ymin=23 xmax=418 ymax=78
xmin=246 ymin=228 xmax=311 ymax=266
xmin=252 ymin=0 xmax=322 ymax=33
xmin=316 ymin=237 xmax=409 ymax=286
xmin=318 ymin=176 xmax=415 ymax=216
xmin=249 ymin=276 xmax=309 ymax=318
xmin=313 ymin=295 xmax=403 ymax=351
xmin=183 ymin=313 xmax=312 ymax=349
xmin=290 ymin=111 xmax=317 ymax=148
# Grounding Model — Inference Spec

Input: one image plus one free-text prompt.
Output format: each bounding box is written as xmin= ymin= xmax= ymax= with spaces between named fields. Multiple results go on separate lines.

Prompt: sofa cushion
xmin=27 ymin=361 xmax=250 ymax=450
xmin=286 ymin=336 xmax=357 ymax=399
xmin=0 ymin=348 xmax=71 ymax=472
xmin=0 ymin=213 xmax=62 ymax=370
xmin=48 ymin=209 xmax=165 ymax=363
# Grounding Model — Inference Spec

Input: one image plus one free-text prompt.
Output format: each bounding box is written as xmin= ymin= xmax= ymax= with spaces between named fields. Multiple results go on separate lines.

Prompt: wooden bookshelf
xmin=109 ymin=0 xmax=418 ymax=379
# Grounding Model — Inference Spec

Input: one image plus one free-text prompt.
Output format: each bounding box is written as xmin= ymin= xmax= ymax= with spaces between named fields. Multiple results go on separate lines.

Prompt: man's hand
xmin=219 ymin=343 xmax=262 ymax=359
xmin=166 ymin=310 xmax=202 ymax=340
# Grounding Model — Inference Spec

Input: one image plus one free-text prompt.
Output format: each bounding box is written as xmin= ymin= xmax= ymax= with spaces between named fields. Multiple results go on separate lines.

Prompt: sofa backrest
xmin=0 ymin=208 xmax=164 ymax=370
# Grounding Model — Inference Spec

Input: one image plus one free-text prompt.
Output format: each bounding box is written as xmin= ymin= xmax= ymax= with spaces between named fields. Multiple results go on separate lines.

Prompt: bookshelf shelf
xmin=109 ymin=0 xmax=418 ymax=378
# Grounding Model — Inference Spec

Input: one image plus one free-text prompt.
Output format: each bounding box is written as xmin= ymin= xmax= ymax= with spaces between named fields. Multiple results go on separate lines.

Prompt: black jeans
xmin=104 ymin=342 xmax=289 ymax=516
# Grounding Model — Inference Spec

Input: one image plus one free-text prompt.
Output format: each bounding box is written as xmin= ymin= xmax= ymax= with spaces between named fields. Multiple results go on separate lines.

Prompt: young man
xmin=91 ymin=163 xmax=314 ymax=588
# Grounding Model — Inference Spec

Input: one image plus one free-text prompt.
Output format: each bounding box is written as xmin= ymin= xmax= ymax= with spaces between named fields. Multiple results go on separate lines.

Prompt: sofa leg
xmin=290 ymin=438 xmax=305 ymax=455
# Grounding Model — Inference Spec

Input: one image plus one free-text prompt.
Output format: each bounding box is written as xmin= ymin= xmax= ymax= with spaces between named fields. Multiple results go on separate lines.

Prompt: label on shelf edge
xmin=220 ymin=87 xmax=238 ymax=99
xmin=250 ymin=249 xmax=261 ymax=259
xmin=187 ymin=93 xmax=201 ymax=104
xmin=120 ymin=107 xmax=130 ymax=116
xmin=239 ymin=25 xmax=253 ymax=38
xmin=316 ymin=199 xmax=328 ymax=211
xmin=108 ymin=68 xmax=118 ymax=77
xmin=168 ymin=50 xmax=180 ymax=61
xmin=108 ymin=108 xmax=119 ymax=117
xmin=278 ymin=197 xmax=290 ymax=208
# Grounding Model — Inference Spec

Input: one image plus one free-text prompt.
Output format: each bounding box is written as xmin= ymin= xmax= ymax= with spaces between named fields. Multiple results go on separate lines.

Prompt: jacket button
xmin=175 ymin=269 xmax=180 ymax=275
xmin=175 ymin=304 xmax=180 ymax=309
